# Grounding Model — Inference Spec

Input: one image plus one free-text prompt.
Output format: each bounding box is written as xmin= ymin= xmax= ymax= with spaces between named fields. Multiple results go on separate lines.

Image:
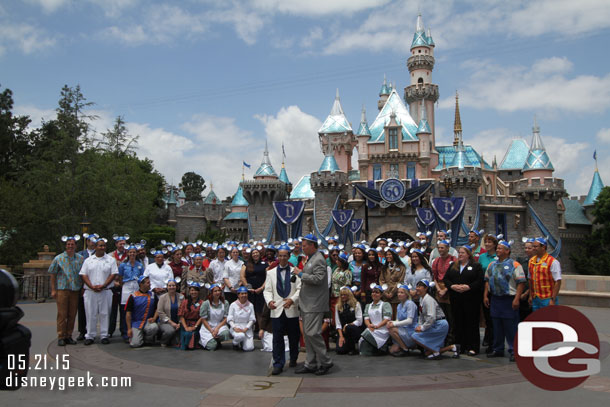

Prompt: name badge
xmin=504 ymin=266 xmax=509 ymax=270
xmin=467 ymin=266 xmax=472 ymax=271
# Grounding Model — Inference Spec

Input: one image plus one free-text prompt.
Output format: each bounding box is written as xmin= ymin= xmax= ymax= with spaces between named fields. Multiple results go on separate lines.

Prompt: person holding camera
xmin=48 ymin=235 xmax=84 ymax=346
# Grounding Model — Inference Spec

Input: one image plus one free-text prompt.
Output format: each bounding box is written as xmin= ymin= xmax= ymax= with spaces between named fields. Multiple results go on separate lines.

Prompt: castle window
xmin=418 ymin=49 xmax=421 ymax=53
xmin=373 ymin=164 xmax=382 ymax=181
xmin=389 ymin=128 xmax=398 ymax=150
xmin=418 ymin=78 xmax=424 ymax=85
xmin=495 ymin=213 xmax=507 ymax=237
xmin=389 ymin=164 xmax=399 ymax=179
xmin=407 ymin=162 xmax=416 ymax=179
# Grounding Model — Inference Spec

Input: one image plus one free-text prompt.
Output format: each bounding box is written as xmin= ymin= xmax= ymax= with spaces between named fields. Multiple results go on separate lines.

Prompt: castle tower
xmin=515 ymin=120 xmax=566 ymax=244
xmin=355 ymin=106 xmax=372 ymax=180
xmin=318 ymin=89 xmax=356 ymax=174
xmin=242 ymin=143 xmax=290 ymax=240
xmin=167 ymin=187 xmax=177 ymax=226
xmin=378 ymin=75 xmax=390 ymax=111
xmin=416 ymin=98 xmax=432 ymax=177
xmin=222 ymin=185 xmax=249 ymax=241
xmin=522 ymin=118 xmax=554 ymax=179
xmin=404 ymin=13 xmax=439 ymax=168
xmin=310 ymin=148 xmax=348 ymax=236
xmin=440 ymin=97 xmax=482 ymax=229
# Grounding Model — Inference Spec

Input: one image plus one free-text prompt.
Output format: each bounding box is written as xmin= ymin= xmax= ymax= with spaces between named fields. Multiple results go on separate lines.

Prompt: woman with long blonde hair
xmin=334 ymin=286 xmax=363 ymax=355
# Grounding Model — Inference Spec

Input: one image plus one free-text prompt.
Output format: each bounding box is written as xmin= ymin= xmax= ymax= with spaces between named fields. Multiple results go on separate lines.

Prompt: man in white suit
xmin=264 ymin=244 xmax=301 ymax=375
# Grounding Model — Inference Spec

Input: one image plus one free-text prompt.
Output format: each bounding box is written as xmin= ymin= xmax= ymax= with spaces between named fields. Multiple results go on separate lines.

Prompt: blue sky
xmin=2 ymin=0 xmax=609 ymax=200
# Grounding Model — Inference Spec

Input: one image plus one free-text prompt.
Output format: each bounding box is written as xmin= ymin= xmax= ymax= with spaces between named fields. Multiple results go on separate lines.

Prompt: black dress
xmin=245 ymin=260 xmax=267 ymax=318
xmin=443 ymin=260 xmax=484 ymax=353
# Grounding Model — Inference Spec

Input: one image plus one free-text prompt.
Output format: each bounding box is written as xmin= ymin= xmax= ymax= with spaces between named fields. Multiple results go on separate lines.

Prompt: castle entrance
xmin=372 ymin=230 xmax=415 ymax=246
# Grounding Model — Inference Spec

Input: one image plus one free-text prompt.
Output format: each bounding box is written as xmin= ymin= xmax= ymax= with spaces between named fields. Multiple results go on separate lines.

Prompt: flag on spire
xmin=243 ymin=161 xmax=251 ymax=168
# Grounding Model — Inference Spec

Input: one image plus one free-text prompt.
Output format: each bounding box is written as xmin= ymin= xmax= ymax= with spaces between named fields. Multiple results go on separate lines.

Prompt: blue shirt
xmin=119 ymin=261 xmax=144 ymax=283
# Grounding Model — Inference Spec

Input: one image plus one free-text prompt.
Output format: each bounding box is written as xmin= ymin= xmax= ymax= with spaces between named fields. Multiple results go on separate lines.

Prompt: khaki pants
xmin=56 ymin=290 xmax=80 ymax=339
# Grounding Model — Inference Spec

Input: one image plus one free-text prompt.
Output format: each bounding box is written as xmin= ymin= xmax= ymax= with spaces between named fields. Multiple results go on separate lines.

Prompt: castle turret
xmin=167 ymin=187 xmax=177 ymax=226
xmin=222 ymin=185 xmax=249 ymax=241
xmin=404 ymin=13 xmax=439 ymax=160
xmin=318 ymin=89 xmax=356 ymax=174
xmin=523 ymin=118 xmax=554 ymax=179
xmin=440 ymin=96 xmax=482 ymax=229
xmin=583 ymin=160 xmax=604 ymax=207
xmin=378 ymin=75 xmax=390 ymax=111
xmin=417 ymin=99 xmax=432 ymax=173
xmin=310 ymin=148 xmax=348 ymax=235
xmin=515 ymin=119 xmax=565 ymax=245
xmin=242 ymin=144 xmax=290 ymax=240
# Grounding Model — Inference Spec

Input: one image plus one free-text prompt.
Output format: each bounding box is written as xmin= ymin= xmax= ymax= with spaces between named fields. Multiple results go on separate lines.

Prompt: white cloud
xmin=13 ymin=104 xmax=56 ymax=128
xmin=102 ymin=4 xmax=207 ymax=45
xmin=301 ymin=27 xmax=323 ymax=48
xmin=207 ymin=6 xmax=266 ymax=45
xmin=255 ymin=105 xmax=323 ymax=184
xmin=24 ymin=0 xmax=70 ymax=13
xmin=251 ymin=0 xmax=391 ymax=16
xmin=0 ymin=23 xmax=57 ymax=56
xmin=464 ymin=128 xmax=522 ymax=166
xmin=129 ymin=122 xmax=196 ymax=187
xmin=597 ymin=128 xmax=610 ymax=143
xmin=323 ymin=0 xmax=610 ymax=54
xmin=437 ymin=57 xmax=610 ymax=113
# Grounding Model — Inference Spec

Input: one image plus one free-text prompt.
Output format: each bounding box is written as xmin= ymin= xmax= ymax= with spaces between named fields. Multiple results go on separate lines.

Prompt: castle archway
xmin=372 ymin=230 xmax=415 ymax=246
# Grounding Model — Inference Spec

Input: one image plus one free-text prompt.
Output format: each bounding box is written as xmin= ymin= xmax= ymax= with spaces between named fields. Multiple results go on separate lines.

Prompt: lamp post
xmin=80 ymin=212 xmax=90 ymax=251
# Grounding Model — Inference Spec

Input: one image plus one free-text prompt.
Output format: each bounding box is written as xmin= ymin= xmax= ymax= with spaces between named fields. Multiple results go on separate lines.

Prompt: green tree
xmin=180 ymin=171 xmax=206 ymax=201
xmin=0 ymin=86 xmax=34 ymax=180
xmin=101 ymin=116 xmax=138 ymax=156
xmin=0 ymin=85 xmax=165 ymax=266
xmin=570 ymin=186 xmax=610 ymax=275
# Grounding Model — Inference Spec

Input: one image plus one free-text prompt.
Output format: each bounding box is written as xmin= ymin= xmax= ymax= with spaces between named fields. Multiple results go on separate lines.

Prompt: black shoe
xmin=509 ymin=354 xmax=515 ymax=362
xmin=315 ymin=363 xmax=333 ymax=376
xmin=101 ymin=338 xmax=110 ymax=344
xmin=233 ymin=344 xmax=240 ymax=351
xmin=452 ymin=345 xmax=461 ymax=359
xmin=57 ymin=339 xmax=66 ymax=346
xmin=289 ymin=360 xmax=297 ymax=368
xmin=84 ymin=339 xmax=94 ymax=346
xmin=487 ymin=351 xmax=504 ymax=358
xmin=348 ymin=350 xmax=359 ymax=355
xmin=77 ymin=334 xmax=86 ymax=341
xmin=271 ymin=366 xmax=283 ymax=375
xmin=295 ymin=364 xmax=318 ymax=374
xmin=65 ymin=338 xmax=77 ymax=345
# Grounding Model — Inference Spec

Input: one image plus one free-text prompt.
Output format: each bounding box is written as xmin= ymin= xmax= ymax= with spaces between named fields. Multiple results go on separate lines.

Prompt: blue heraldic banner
xmin=431 ymin=197 xmax=466 ymax=247
xmin=332 ymin=209 xmax=354 ymax=245
xmin=272 ymin=201 xmax=305 ymax=241
xmin=347 ymin=218 xmax=364 ymax=245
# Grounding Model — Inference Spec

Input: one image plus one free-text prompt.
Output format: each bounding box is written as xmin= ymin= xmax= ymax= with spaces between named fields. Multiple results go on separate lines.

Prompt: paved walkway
xmin=3 ymin=302 xmax=610 ymax=406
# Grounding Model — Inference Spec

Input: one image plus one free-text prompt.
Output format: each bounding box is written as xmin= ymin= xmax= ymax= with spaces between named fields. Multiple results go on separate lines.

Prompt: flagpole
xmin=242 ymin=161 xmax=245 ymax=181
xmin=594 ymin=151 xmax=598 ymax=172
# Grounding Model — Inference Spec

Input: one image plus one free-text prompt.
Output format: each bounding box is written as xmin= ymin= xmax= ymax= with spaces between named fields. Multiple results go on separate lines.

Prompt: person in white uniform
xmin=359 ymin=283 xmax=392 ymax=356
xmin=199 ymin=283 xmax=230 ymax=350
xmin=208 ymin=247 xmax=228 ymax=286
xmin=223 ymin=247 xmax=245 ymax=303
xmin=227 ymin=286 xmax=256 ymax=351
xmin=144 ymin=250 xmax=173 ymax=298
xmin=79 ymin=237 xmax=118 ymax=345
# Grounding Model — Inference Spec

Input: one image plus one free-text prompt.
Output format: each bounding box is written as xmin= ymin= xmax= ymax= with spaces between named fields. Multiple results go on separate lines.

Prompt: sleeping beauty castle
xmin=166 ymin=14 xmax=604 ymax=273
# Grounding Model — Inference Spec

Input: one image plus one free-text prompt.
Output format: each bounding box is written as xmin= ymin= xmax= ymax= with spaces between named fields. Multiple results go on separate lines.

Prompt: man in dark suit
xmin=293 ymin=234 xmax=333 ymax=376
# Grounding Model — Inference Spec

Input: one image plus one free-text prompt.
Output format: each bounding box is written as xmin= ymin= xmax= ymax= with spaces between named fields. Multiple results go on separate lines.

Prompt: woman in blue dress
xmin=387 ymin=284 xmax=418 ymax=356
xmin=411 ymin=280 xmax=460 ymax=360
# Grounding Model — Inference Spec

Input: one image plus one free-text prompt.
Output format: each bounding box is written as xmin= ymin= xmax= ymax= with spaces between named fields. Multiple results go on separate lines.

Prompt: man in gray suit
xmin=293 ymin=234 xmax=333 ymax=375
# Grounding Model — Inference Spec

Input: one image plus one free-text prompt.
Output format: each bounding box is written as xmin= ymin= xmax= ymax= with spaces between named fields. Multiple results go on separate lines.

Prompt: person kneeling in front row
xmin=411 ymin=280 xmax=459 ymax=360
xmin=125 ymin=276 xmax=159 ymax=348
xmin=227 ymin=286 xmax=256 ymax=351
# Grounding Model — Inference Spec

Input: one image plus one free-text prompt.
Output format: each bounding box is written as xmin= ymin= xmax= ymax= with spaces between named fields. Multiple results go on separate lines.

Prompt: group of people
xmin=47 ymin=227 xmax=561 ymax=375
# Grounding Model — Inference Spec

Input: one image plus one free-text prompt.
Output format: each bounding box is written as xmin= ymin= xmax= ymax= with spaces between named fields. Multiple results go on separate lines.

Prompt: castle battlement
xmin=407 ymin=54 xmax=435 ymax=71
xmin=480 ymin=195 xmax=524 ymax=207
xmin=310 ymin=171 xmax=348 ymax=192
xmin=404 ymin=83 xmax=439 ymax=104
xmin=513 ymin=177 xmax=566 ymax=201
